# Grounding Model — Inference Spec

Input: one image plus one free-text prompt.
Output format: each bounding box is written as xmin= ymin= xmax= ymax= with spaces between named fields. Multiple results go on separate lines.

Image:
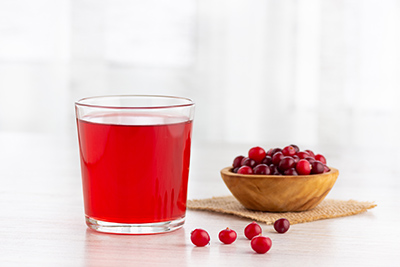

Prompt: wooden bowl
xmin=220 ymin=167 xmax=339 ymax=212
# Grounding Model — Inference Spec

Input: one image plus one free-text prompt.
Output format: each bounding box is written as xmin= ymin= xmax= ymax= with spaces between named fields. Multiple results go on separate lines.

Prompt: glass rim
xmin=75 ymin=95 xmax=195 ymax=110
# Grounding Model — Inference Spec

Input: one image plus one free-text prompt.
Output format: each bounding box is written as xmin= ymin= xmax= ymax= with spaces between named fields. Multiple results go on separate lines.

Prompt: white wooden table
xmin=0 ymin=133 xmax=399 ymax=266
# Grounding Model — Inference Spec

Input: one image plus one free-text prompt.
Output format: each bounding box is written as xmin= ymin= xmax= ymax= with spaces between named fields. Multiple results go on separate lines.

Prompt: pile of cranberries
xmin=232 ymin=144 xmax=330 ymax=176
xmin=191 ymin=219 xmax=290 ymax=254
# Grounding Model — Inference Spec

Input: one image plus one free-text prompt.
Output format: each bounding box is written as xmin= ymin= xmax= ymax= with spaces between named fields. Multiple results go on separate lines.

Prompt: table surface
xmin=0 ymin=132 xmax=399 ymax=267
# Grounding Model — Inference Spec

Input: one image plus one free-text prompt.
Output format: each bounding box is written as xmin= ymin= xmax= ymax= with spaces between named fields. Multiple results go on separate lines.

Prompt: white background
xmin=0 ymin=0 xmax=399 ymax=149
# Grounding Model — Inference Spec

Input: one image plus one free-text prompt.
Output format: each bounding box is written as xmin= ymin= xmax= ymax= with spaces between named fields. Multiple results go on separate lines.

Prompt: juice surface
xmin=77 ymin=113 xmax=193 ymax=223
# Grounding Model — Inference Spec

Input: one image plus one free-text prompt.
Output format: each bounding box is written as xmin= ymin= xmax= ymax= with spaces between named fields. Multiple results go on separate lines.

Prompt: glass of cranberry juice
xmin=75 ymin=95 xmax=195 ymax=234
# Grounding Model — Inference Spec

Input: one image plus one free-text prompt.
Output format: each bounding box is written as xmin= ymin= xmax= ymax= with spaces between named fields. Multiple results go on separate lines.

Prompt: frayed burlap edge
xmin=187 ymin=196 xmax=376 ymax=225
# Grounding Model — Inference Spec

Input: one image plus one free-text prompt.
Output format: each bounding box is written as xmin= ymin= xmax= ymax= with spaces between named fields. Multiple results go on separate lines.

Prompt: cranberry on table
xmin=254 ymin=164 xmax=271 ymax=175
xmin=248 ymin=146 xmax=267 ymax=163
xmin=296 ymin=159 xmax=311 ymax=175
xmin=190 ymin=229 xmax=210 ymax=247
xmin=237 ymin=166 xmax=253 ymax=174
xmin=315 ymin=154 xmax=327 ymax=164
xmin=233 ymin=155 xmax=245 ymax=168
xmin=218 ymin=228 xmax=237 ymax=244
xmin=244 ymin=221 xmax=262 ymax=240
xmin=273 ymin=218 xmax=290 ymax=233
xmin=251 ymin=235 xmax=272 ymax=254
xmin=278 ymin=156 xmax=296 ymax=172
xmin=292 ymin=155 xmax=300 ymax=163
xmin=311 ymin=161 xmax=325 ymax=174
xmin=282 ymin=145 xmax=296 ymax=157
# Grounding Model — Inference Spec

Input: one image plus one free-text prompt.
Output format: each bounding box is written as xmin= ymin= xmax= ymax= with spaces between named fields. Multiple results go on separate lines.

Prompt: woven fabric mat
xmin=187 ymin=196 xmax=376 ymax=225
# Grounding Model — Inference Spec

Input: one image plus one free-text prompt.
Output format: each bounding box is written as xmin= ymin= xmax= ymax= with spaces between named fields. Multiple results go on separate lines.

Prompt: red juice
xmin=77 ymin=113 xmax=193 ymax=224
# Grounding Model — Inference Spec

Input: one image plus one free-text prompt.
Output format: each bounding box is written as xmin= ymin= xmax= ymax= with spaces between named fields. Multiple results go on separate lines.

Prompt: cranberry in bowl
xmin=221 ymin=145 xmax=339 ymax=212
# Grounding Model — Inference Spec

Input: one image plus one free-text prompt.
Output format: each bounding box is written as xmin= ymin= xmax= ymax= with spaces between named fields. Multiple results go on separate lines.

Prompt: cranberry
xmin=290 ymin=144 xmax=300 ymax=153
xmin=218 ymin=228 xmax=237 ymax=244
xmin=272 ymin=152 xmax=284 ymax=165
xmin=305 ymin=149 xmax=315 ymax=158
xmin=231 ymin=145 xmax=331 ymax=177
xmin=278 ymin=156 xmax=296 ymax=172
xmin=251 ymin=236 xmax=272 ymax=254
xmin=297 ymin=151 xmax=310 ymax=159
xmin=311 ymin=161 xmax=324 ymax=174
xmin=248 ymin=146 xmax=266 ymax=163
xmin=233 ymin=155 xmax=245 ymax=168
xmin=305 ymin=157 xmax=316 ymax=164
xmin=284 ymin=168 xmax=298 ymax=175
xmin=324 ymin=165 xmax=330 ymax=173
xmin=282 ymin=145 xmax=296 ymax=157
xmin=190 ymin=229 xmax=210 ymax=247
xmin=244 ymin=222 xmax=262 ymax=240
xmin=273 ymin=218 xmax=290 ymax=233
xmin=315 ymin=154 xmax=327 ymax=164
xmin=269 ymin=164 xmax=280 ymax=175
xmin=241 ymin=157 xmax=257 ymax=168
xmin=254 ymin=164 xmax=271 ymax=175
xmin=237 ymin=166 xmax=253 ymax=174
xmin=271 ymin=148 xmax=282 ymax=155
xmin=296 ymin=159 xmax=311 ymax=175
xmin=261 ymin=156 xmax=272 ymax=165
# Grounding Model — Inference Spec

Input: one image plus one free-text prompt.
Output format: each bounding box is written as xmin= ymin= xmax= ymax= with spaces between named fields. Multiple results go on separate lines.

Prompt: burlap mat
xmin=187 ymin=196 xmax=376 ymax=225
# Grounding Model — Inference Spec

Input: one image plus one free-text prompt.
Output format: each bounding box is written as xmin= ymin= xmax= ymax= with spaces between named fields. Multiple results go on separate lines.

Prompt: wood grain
xmin=220 ymin=167 xmax=339 ymax=212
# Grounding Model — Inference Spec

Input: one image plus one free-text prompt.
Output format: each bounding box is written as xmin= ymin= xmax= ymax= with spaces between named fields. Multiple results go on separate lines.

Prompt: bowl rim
xmin=220 ymin=166 xmax=339 ymax=179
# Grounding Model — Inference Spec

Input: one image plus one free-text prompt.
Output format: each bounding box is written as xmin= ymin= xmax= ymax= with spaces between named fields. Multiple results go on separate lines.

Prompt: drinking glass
xmin=75 ymin=95 xmax=195 ymax=234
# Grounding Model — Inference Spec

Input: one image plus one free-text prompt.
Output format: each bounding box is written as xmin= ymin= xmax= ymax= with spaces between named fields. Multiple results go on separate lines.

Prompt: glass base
xmin=85 ymin=216 xmax=185 ymax=234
